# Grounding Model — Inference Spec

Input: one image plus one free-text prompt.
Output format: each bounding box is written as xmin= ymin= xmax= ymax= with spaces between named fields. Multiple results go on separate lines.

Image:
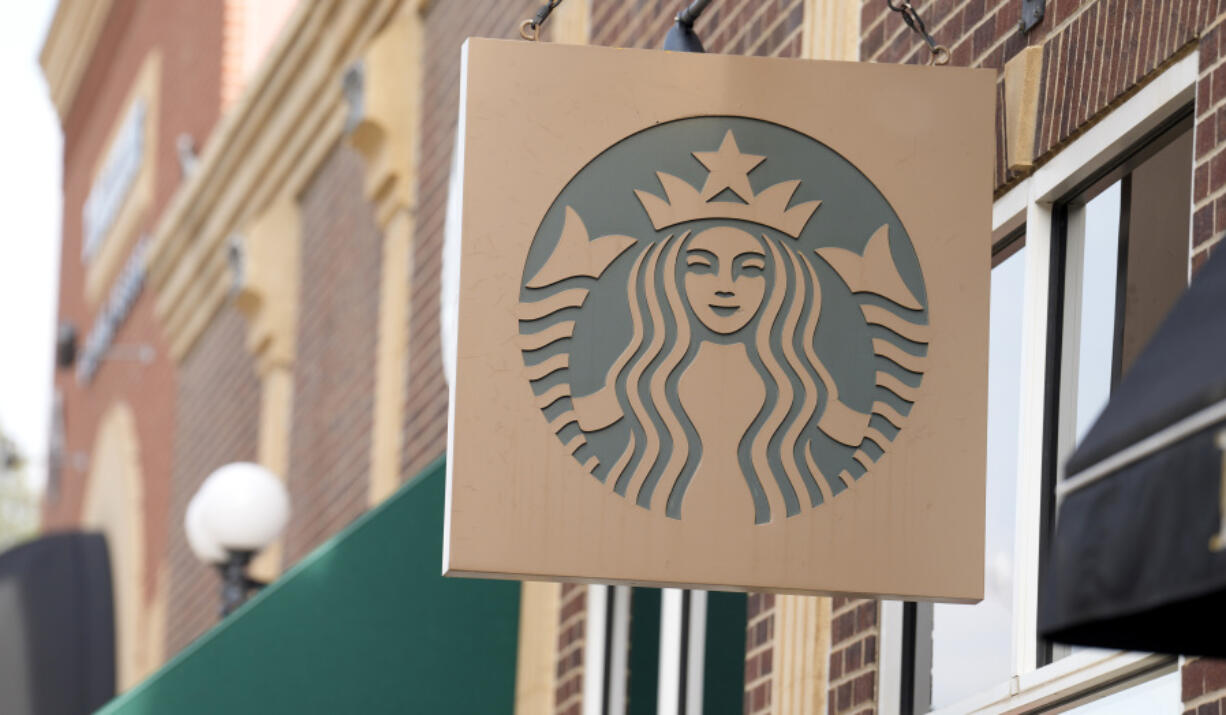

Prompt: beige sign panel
xmin=446 ymin=38 xmax=993 ymax=601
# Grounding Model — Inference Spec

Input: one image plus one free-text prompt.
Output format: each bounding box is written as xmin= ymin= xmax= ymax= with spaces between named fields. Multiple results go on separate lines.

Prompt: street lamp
xmin=663 ymin=0 xmax=711 ymax=53
xmin=184 ymin=462 xmax=290 ymax=617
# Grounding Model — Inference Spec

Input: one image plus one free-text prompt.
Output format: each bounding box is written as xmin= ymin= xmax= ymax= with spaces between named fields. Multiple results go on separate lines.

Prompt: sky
xmin=0 ymin=0 xmax=61 ymax=492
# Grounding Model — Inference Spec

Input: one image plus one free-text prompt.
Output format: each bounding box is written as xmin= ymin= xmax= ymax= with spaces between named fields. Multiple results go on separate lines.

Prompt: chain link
xmin=885 ymin=0 xmax=950 ymax=66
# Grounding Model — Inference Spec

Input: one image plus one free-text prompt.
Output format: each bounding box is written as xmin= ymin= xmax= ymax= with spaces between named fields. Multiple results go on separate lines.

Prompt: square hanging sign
xmin=445 ymin=38 xmax=993 ymax=601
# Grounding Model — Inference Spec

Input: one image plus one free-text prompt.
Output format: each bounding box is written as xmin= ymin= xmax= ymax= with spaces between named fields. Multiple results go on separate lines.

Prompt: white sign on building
xmin=82 ymin=99 xmax=145 ymax=262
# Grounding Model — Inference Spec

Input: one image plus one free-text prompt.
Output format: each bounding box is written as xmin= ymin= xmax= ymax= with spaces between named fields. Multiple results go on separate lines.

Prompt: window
xmin=1043 ymin=116 xmax=1193 ymax=666
xmin=1063 ymin=670 xmax=1181 ymax=714
xmin=920 ymin=240 xmax=1027 ymax=711
xmin=881 ymin=52 xmax=1198 ymax=715
xmin=589 ymin=586 xmax=747 ymax=715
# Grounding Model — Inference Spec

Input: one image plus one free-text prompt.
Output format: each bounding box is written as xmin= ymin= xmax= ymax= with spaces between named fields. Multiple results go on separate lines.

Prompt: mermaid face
xmin=683 ymin=226 xmax=767 ymax=335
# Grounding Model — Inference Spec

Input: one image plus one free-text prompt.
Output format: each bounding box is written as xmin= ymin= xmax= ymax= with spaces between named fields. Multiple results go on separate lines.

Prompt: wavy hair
xmin=604 ymin=228 xmax=841 ymax=523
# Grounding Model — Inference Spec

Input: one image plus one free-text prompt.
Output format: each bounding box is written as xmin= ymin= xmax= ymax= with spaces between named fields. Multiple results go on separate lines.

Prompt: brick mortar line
xmin=831 ymin=601 xmax=867 ymax=616
xmin=831 ymin=625 xmax=880 ymax=651
xmin=1194 ymin=171 xmax=1226 ymax=201
xmin=1194 ymin=232 xmax=1225 ymax=253
xmin=1194 ymin=186 xmax=1226 ymax=210
xmin=746 ymin=648 xmax=773 ymax=662
xmin=602 ymin=2 xmax=650 ymax=49
xmin=832 ymin=636 xmax=880 ymax=655
xmin=868 ymin=0 xmax=986 ymax=62
xmin=862 ymin=4 xmax=890 ymax=40
xmin=1196 ymin=67 xmax=1226 ymax=121
xmin=745 ymin=0 xmax=802 ymax=56
xmin=771 ymin=25 xmax=803 ymax=57
xmin=830 ymin=661 xmax=879 ymax=685
xmin=1043 ymin=0 xmax=1109 ymax=45
xmin=745 ymin=674 xmax=773 ymax=689
xmin=722 ymin=0 xmax=780 ymax=56
xmin=1179 ymin=689 xmax=1226 ymax=711
xmin=952 ymin=7 xmax=1004 ymax=53
xmin=829 ymin=666 xmax=877 ymax=691
xmin=966 ymin=31 xmax=1018 ymax=67
xmin=1132 ymin=0 xmax=1162 ymax=82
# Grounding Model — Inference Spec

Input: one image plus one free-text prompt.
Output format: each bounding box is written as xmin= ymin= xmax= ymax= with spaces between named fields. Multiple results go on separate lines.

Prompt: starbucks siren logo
xmin=517 ymin=117 xmax=929 ymax=524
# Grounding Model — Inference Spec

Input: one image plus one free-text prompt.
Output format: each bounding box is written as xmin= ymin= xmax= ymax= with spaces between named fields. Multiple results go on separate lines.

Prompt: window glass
xmin=1070 ymin=182 xmax=1123 ymax=443
xmin=621 ymin=588 xmax=745 ymax=714
xmin=1062 ymin=670 xmax=1180 ymax=714
xmin=627 ymin=588 xmax=661 ymax=715
xmin=928 ymin=245 xmax=1026 ymax=709
xmin=1060 ymin=125 xmax=1192 ymax=455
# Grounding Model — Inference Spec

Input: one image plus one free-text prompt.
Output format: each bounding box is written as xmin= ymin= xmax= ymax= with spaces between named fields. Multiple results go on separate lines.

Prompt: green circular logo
xmin=518 ymin=116 xmax=929 ymax=524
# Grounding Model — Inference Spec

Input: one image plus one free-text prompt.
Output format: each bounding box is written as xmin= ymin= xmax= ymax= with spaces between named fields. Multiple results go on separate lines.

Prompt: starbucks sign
xmin=446 ymin=39 xmax=993 ymax=601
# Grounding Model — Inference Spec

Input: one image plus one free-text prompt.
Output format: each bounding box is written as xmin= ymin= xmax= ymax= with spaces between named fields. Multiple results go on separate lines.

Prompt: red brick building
xmin=37 ymin=0 xmax=1225 ymax=712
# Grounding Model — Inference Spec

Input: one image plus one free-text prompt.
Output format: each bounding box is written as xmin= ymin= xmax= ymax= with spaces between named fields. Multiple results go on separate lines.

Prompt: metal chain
xmin=885 ymin=0 xmax=950 ymax=66
xmin=520 ymin=0 xmax=565 ymax=41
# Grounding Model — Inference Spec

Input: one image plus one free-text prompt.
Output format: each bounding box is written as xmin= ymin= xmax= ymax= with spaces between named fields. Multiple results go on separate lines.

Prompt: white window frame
xmin=583 ymin=584 xmax=632 ymax=715
xmin=879 ymin=50 xmax=1196 ymax=715
xmin=584 ymin=586 xmax=712 ymax=715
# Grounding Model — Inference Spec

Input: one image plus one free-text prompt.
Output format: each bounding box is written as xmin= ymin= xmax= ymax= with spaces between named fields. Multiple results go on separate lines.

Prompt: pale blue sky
xmin=0 ymin=0 xmax=60 ymax=491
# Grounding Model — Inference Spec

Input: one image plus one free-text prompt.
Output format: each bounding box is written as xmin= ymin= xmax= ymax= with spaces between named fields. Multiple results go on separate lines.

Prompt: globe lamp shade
xmin=196 ymin=462 xmax=290 ymax=553
xmin=185 ymin=492 xmax=227 ymax=564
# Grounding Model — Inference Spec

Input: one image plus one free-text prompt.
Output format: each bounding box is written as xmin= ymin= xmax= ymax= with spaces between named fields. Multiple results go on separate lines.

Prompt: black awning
xmin=1039 ymin=246 xmax=1226 ymax=657
xmin=0 ymin=532 xmax=115 ymax=715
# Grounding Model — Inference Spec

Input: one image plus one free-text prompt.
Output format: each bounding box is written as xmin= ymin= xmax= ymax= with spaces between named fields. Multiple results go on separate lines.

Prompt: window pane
xmin=1062 ymin=670 xmax=1180 ymax=714
xmin=1117 ymin=129 xmax=1192 ymax=374
xmin=1071 ymin=182 xmax=1122 ymax=443
xmin=627 ymin=588 xmax=661 ymax=715
xmin=701 ymin=591 xmax=746 ymax=714
xmin=928 ymin=245 xmax=1026 ymax=709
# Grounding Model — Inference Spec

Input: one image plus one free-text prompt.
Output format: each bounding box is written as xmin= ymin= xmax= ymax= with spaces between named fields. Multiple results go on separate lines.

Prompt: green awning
xmin=99 ymin=458 xmax=521 ymax=714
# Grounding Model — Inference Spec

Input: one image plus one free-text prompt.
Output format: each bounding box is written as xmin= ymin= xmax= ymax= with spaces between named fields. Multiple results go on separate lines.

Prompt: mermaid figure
xmin=520 ymin=130 xmax=926 ymax=524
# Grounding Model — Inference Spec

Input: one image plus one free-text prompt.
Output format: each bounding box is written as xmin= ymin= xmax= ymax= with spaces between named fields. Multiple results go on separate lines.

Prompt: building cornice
xmin=145 ymin=0 xmax=399 ymax=361
xmin=39 ymin=0 xmax=115 ymax=124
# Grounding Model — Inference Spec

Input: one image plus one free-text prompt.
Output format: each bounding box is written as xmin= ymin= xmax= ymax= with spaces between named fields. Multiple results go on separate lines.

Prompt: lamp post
xmin=185 ymin=462 xmax=290 ymax=617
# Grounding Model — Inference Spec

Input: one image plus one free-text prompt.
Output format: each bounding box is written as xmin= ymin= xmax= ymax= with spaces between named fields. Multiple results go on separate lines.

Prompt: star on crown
xmin=634 ymin=130 xmax=821 ymax=238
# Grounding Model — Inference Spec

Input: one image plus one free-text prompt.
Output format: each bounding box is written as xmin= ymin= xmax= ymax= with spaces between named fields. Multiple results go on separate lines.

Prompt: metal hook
xmin=519 ymin=0 xmax=562 ymax=42
xmin=520 ymin=19 xmax=539 ymax=41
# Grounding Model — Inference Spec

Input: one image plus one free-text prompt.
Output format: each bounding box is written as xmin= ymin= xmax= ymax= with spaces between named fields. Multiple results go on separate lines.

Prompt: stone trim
xmin=39 ymin=0 xmax=115 ymax=122
xmin=145 ymin=0 xmax=402 ymax=362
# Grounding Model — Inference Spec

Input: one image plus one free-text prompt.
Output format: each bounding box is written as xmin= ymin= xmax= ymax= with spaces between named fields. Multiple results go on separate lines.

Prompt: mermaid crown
xmin=634 ymin=130 xmax=821 ymax=239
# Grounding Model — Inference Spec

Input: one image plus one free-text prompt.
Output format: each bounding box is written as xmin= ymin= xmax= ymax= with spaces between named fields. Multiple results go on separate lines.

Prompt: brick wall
xmin=1194 ymin=14 xmax=1226 ymax=268
xmin=282 ymin=143 xmax=381 ymax=563
xmin=555 ymin=583 xmax=587 ymax=715
xmin=402 ymin=0 xmax=541 ymax=481
xmin=48 ymin=0 xmax=224 ymax=633
xmin=1184 ymin=659 xmax=1226 ymax=715
xmin=591 ymin=0 xmax=803 ymax=57
xmin=828 ymin=598 xmax=877 ymax=714
xmin=744 ymin=593 xmax=775 ymax=714
xmin=863 ymin=0 xmax=1205 ymax=191
xmin=164 ymin=308 xmax=261 ymax=656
